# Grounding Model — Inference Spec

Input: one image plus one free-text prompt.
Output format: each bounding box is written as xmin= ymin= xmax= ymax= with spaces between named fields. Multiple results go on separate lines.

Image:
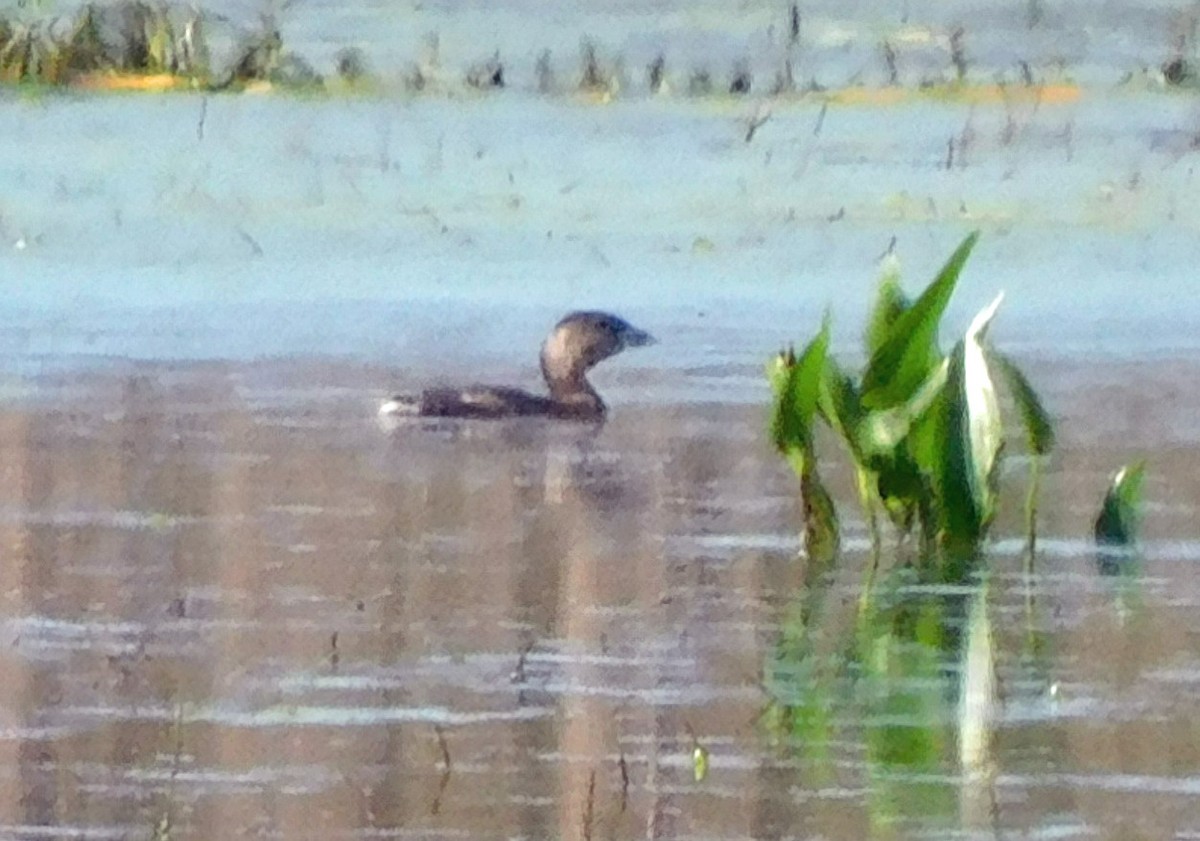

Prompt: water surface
xmin=3 ymin=14 xmax=1200 ymax=836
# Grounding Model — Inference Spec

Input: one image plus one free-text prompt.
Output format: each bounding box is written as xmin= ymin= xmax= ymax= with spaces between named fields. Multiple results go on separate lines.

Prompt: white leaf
xmin=962 ymin=293 xmax=1004 ymax=510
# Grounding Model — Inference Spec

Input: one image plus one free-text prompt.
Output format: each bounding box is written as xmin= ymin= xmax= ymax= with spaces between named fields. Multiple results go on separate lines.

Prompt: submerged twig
xmin=1022 ymin=454 xmax=1043 ymax=648
xmin=236 ymin=227 xmax=263 ymax=257
xmin=949 ymin=25 xmax=968 ymax=82
xmin=581 ymin=768 xmax=596 ymax=841
xmin=196 ymin=95 xmax=207 ymax=141
xmin=855 ymin=469 xmax=883 ymax=619
xmin=957 ymin=106 xmax=977 ymax=167
xmin=431 ymin=725 xmax=452 ymax=815
xmin=617 ymin=750 xmax=629 ymax=813
xmin=744 ymin=106 xmax=771 ymax=143
xmin=1019 ymin=59 xmax=1034 ymax=86
xmin=1022 ymin=455 xmax=1041 ymax=568
xmin=510 ymin=638 xmax=534 ymax=683
xmin=436 ymin=724 xmax=452 ymax=770
xmin=1061 ymin=118 xmax=1074 ymax=162
xmin=795 ymin=102 xmax=828 ymax=178
xmin=812 ymin=100 xmax=827 ymax=136
xmin=153 ymin=703 xmax=186 ymax=841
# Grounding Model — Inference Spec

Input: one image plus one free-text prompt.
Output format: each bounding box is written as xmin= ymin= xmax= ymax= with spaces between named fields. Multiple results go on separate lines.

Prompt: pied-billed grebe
xmin=379 ymin=311 xmax=655 ymax=421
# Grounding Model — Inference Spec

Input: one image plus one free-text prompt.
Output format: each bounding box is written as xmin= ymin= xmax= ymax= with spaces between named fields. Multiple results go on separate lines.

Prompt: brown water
xmin=4 ymin=3 xmax=1200 ymax=833
xmin=1 ymin=353 xmax=1199 ymax=840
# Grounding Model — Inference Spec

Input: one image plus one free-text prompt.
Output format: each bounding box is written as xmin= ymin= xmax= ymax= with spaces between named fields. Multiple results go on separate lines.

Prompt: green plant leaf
xmin=769 ymin=317 xmax=830 ymax=455
xmin=860 ymin=231 xmax=980 ymax=410
xmin=692 ymin=744 xmax=710 ymax=782
xmin=990 ymin=351 xmax=1055 ymax=456
xmin=816 ymin=356 xmax=864 ymax=455
xmin=865 ymin=252 xmax=911 ymax=358
xmin=871 ymin=449 xmax=924 ymax=532
xmin=929 ymin=294 xmax=1005 ymax=569
xmin=857 ymin=359 xmax=949 ymax=457
xmin=801 ymin=461 xmax=840 ymax=577
xmin=770 ymin=319 xmax=841 ymax=571
xmin=1094 ymin=461 xmax=1147 ymax=547
xmin=852 ymin=358 xmax=948 ymax=538
xmin=768 ymin=348 xmax=801 ymax=449
xmin=960 ymin=295 xmax=1005 ymax=500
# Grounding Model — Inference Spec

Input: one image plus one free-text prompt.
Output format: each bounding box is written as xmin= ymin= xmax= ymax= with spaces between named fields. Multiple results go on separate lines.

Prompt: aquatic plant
xmin=1026 ymin=0 xmax=1045 ymax=29
xmin=949 ymin=25 xmax=968 ymax=83
xmin=466 ymin=51 xmax=504 ymax=90
xmin=1163 ymin=56 xmax=1192 ymax=86
xmin=0 ymin=2 xmax=1097 ymax=100
xmin=769 ymin=58 xmax=795 ymax=96
xmin=400 ymin=30 xmax=439 ymax=92
xmin=335 ymin=46 xmax=369 ymax=84
xmin=1095 ymin=461 xmax=1146 ymax=548
xmin=0 ymin=0 xmax=216 ymax=87
xmin=60 ymin=5 xmax=108 ymax=76
xmin=576 ymin=37 xmax=618 ymax=97
xmin=177 ymin=8 xmax=210 ymax=80
xmin=880 ymin=39 xmax=899 ymax=86
xmin=728 ymin=60 xmax=751 ymax=95
xmin=0 ymin=21 xmax=61 ymax=83
xmin=222 ymin=19 xmax=281 ymax=86
xmin=687 ymin=66 xmax=712 ymax=96
xmin=132 ymin=2 xmax=175 ymax=73
xmin=578 ymin=38 xmax=604 ymax=93
xmin=535 ymin=48 xmax=554 ymax=94
xmin=272 ymin=53 xmax=322 ymax=89
xmin=764 ymin=465 xmax=1150 ymax=821
xmin=764 ymin=240 xmax=1155 ymax=825
xmin=647 ymin=53 xmax=665 ymax=95
xmin=768 ymin=232 xmax=1055 ymax=585
xmin=1093 ymin=460 xmax=1147 ymax=582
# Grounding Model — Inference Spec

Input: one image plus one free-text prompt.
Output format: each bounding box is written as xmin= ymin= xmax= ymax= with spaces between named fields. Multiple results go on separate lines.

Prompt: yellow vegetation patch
xmin=72 ymin=72 xmax=189 ymax=92
xmin=574 ymin=88 xmax=615 ymax=106
xmin=827 ymin=87 xmax=910 ymax=106
xmin=825 ymin=82 xmax=1081 ymax=107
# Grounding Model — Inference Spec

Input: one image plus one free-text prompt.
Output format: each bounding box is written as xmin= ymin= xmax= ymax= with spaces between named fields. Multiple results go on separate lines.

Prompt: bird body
xmin=380 ymin=311 xmax=654 ymax=422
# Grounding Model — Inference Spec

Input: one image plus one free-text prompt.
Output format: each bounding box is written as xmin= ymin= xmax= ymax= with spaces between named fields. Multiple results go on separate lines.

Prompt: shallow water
xmin=0 ymin=350 xmax=1199 ymax=840
xmin=3 ymin=6 xmax=1200 ymax=834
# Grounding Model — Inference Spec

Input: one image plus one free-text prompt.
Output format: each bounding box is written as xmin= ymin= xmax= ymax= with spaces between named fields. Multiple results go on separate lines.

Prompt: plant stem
xmin=1022 ymin=455 xmax=1042 ymax=650
xmin=1023 ymin=455 xmax=1041 ymax=574
xmin=856 ymin=467 xmax=881 ymax=617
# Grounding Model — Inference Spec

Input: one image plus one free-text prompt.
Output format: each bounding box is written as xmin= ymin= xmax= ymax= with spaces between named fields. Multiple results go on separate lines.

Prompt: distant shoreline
xmin=0 ymin=0 xmax=1189 ymax=99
